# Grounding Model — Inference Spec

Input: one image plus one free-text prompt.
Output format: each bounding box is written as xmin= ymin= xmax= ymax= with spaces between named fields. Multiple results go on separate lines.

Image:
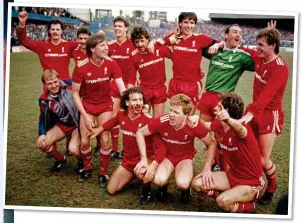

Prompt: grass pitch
xmin=5 ymin=51 xmax=293 ymax=215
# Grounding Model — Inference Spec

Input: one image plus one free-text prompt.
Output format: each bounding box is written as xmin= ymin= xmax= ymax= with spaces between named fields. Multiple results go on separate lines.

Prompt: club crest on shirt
xmin=121 ymin=121 xmax=125 ymax=125
xmin=48 ymin=49 xmax=51 ymax=52
xmin=164 ymin=132 xmax=168 ymax=137
xmin=141 ymin=58 xmax=144 ymax=63
xmin=229 ymin=137 xmax=232 ymax=145
xmin=192 ymin=40 xmax=196 ymax=47
xmin=62 ymin=47 xmax=65 ymax=53
xmin=104 ymin=67 xmax=108 ymax=75
xmin=138 ymin=123 xmax=143 ymax=128
xmin=126 ymin=48 xmax=130 ymax=54
xmin=184 ymin=134 xmax=188 ymax=140
xmin=87 ymin=72 xmax=91 ymax=76
xmin=228 ymin=56 xmax=233 ymax=62
xmin=156 ymin=49 xmax=160 ymax=57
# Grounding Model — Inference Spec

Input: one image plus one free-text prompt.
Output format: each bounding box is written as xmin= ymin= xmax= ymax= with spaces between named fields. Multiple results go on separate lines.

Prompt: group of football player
xmin=16 ymin=10 xmax=288 ymax=213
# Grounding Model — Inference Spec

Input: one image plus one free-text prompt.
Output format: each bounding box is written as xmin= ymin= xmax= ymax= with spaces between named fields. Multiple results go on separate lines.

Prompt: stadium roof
xmin=209 ymin=13 xmax=294 ymax=19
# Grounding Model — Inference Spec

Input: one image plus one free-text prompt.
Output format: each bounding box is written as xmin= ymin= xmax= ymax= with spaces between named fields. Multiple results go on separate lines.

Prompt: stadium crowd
xmin=13 ymin=6 xmax=74 ymax=18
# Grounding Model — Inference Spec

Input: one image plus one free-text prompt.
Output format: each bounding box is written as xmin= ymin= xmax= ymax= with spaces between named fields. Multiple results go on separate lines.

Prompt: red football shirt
xmin=102 ymin=111 xmax=166 ymax=163
xmin=72 ymin=58 xmax=122 ymax=104
xmin=163 ymin=33 xmax=214 ymax=82
xmin=72 ymin=45 xmax=88 ymax=62
xmin=17 ymin=27 xmax=78 ymax=79
xmin=129 ymin=44 xmax=172 ymax=87
xmin=108 ymin=39 xmax=136 ymax=84
xmin=210 ymin=120 xmax=263 ymax=185
xmin=239 ymin=47 xmax=289 ymax=116
xmin=147 ymin=114 xmax=209 ymax=157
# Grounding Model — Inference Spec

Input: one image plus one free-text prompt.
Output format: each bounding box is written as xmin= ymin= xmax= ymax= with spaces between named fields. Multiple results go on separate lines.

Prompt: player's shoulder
xmin=159 ymin=114 xmax=170 ymax=123
xmin=237 ymin=48 xmax=252 ymax=57
xmin=275 ymin=56 xmax=288 ymax=67
xmin=76 ymin=58 xmax=89 ymax=68
xmin=39 ymin=92 xmax=49 ymax=103
xmin=142 ymin=113 xmax=152 ymax=119
xmin=131 ymin=48 xmax=139 ymax=56
xmin=108 ymin=40 xmax=117 ymax=45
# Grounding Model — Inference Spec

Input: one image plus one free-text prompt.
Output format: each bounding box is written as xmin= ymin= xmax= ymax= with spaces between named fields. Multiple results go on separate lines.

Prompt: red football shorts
xmin=246 ymin=104 xmax=284 ymax=136
xmin=226 ymin=169 xmax=265 ymax=201
xmin=140 ymin=85 xmax=167 ymax=104
xmin=167 ymin=78 xmax=202 ymax=105
xmin=121 ymin=155 xmax=154 ymax=173
xmin=82 ymin=100 xmax=113 ymax=116
xmin=166 ymin=149 xmax=196 ymax=167
xmin=56 ymin=123 xmax=77 ymax=137
xmin=197 ymin=91 xmax=221 ymax=117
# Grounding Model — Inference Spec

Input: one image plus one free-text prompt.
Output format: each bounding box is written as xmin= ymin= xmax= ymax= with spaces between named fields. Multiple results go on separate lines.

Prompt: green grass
xmin=5 ymin=51 xmax=293 ymax=215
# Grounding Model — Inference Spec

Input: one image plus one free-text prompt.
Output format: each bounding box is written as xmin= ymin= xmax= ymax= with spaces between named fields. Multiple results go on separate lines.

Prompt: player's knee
xmin=216 ymin=194 xmax=230 ymax=209
xmin=153 ymin=174 xmax=167 ymax=187
xmin=80 ymin=138 xmax=90 ymax=148
xmin=68 ymin=144 xmax=80 ymax=156
xmin=176 ymin=179 xmax=191 ymax=191
xmin=191 ymin=178 xmax=202 ymax=192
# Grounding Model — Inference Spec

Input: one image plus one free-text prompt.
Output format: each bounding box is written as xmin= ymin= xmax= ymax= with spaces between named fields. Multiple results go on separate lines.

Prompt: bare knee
xmin=68 ymin=144 xmax=80 ymax=156
xmin=153 ymin=174 xmax=168 ymax=187
xmin=191 ymin=178 xmax=202 ymax=192
xmin=176 ymin=179 xmax=191 ymax=191
xmin=216 ymin=194 xmax=231 ymax=211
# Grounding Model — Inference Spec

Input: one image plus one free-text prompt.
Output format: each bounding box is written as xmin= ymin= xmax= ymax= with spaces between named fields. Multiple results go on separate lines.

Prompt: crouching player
xmin=90 ymin=87 xmax=166 ymax=203
xmin=37 ymin=70 xmax=81 ymax=172
xmin=135 ymin=94 xmax=217 ymax=203
xmin=190 ymin=93 xmax=264 ymax=213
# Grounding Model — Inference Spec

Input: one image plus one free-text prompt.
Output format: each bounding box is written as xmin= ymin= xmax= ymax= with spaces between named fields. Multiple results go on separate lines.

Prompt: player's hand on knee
xmin=134 ymin=159 xmax=148 ymax=175
xmin=37 ymin=135 xmax=47 ymax=148
xmin=143 ymin=161 xmax=158 ymax=183
xmin=200 ymin=170 xmax=214 ymax=189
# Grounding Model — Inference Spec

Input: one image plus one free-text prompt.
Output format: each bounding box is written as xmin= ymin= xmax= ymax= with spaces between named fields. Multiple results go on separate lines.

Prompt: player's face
xmin=225 ymin=26 xmax=242 ymax=48
xmin=49 ymin=24 xmax=63 ymax=41
xmin=114 ymin=21 xmax=128 ymax=38
xmin=126 ymin=93 xmax=144 ymax=116
xmin=256 ymin=36 xmax=276 ymax=60
xmin=169 ymin=105 xmax=185 ymax=127
xmin=44 ymin=76 xmax=60 ymax=94
xmin=179 ymin=18 xmax=196 ymax=37
xmin=92 ymin=41 xmax=109 ymax=59
xmin=77 ymin=33 xmax=90 ymax=49
xmin=134 ymin=36 xmax=149 ymax=53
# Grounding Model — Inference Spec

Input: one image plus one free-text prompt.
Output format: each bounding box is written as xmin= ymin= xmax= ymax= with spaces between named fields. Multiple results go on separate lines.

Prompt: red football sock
xmin=111 ymin=127 xmax=119 ymax=152
xmin=46 ymin=144 xmax=65 ymax=161
xmin=100 ymin=148 xmax=112 ymax=175
xmin=205 ymin=190 xmax=220 ymax=198
xmin=80 ymin=147 xmax=92 ymax=171
xmin=232 ymin=202 xmax=255 ymax=213
xmin=264 ymin=164 xmax=277 ymax=192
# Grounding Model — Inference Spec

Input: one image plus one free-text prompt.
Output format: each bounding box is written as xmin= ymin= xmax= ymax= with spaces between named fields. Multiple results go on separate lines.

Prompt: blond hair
xmin=170 ymin=94 xmax=193 ymax=115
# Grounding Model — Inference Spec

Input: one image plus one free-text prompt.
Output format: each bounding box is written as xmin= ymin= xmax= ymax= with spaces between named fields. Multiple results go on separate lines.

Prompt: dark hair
xmin=178 ymin=12 xmax=197 ymax=24
xmin=224 ymin=24 xmax=240 ymax=34
xmin=120 ymin=87 xmax=147 ymax=111
xmin=220 ymin=93 xmax=244 ymax=120
xmin=113 ymin=16 xmax=130 ymax=28
xmin=131 ymin=26 xmax=150 ymax=43
xmin=85 ymin=33 xmax=107 ymax=58
xmin=257 ymin=27 xmax=280 ymax=54
xmin=77 ymin=27 xmax=91 ymax=37
xmin=47 ymin=20 xmax=64 ymax=31
xmin=170 ymin=94 xmax=193 ymax=115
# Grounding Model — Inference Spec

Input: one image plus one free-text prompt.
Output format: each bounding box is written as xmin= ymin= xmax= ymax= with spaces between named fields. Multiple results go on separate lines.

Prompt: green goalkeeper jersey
xmin=203 ymin=47 xmax=254 ymax=92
